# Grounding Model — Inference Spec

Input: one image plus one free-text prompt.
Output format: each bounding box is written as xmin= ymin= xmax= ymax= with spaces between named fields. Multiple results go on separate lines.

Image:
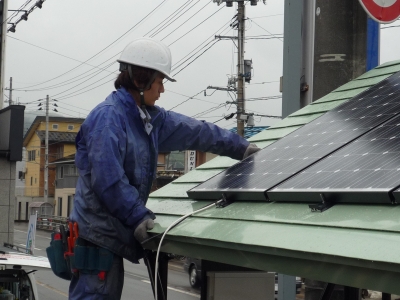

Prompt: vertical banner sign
xmin=359 ymin=0 xmax=400 ymax=23
xmin=26 ymin=212 xmax=37 ymax=255
xmin=186 ymin=150 xmax=196 ymax=173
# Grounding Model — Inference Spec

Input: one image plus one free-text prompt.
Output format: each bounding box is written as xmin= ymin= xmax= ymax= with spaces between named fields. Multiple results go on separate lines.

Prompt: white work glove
xmin=134 ymin=218 xmax=155 ymax=244
xmin=243 ymin=143 xmax=261 ymax=159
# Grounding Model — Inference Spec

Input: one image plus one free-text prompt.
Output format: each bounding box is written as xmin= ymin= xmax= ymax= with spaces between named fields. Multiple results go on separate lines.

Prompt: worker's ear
xmin=133 ymin=79 xmax=145 ymax=90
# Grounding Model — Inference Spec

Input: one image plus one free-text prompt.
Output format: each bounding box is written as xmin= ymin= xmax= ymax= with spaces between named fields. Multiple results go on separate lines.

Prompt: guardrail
xmin=36 ymin=215 xmax=68 ymax=231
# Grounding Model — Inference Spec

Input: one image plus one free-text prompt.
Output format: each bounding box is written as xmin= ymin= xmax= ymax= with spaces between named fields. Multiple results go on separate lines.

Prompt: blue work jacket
xmin=70 ymin=87 xmax=249 ymax=263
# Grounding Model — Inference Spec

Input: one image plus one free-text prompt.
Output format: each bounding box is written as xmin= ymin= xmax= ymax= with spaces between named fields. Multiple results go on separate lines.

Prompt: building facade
xmin=17 ymin=116 xmax=84 ymax=220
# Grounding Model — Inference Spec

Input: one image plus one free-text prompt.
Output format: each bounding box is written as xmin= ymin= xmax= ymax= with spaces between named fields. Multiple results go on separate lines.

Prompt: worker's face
xmin=144 ymin=75 xmax=165 ymax=106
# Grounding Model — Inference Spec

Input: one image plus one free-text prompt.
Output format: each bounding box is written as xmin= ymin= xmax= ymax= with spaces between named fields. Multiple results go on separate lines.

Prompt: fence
xmin=36 ymin=214 xmax=68 ymax=231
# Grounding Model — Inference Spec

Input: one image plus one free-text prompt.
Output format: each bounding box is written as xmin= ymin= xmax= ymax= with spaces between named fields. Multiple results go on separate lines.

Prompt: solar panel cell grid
xmin=188 ymin=71 xmax=400 ymax=202
xmin=269 ymin=114 xmax=400 ymax=204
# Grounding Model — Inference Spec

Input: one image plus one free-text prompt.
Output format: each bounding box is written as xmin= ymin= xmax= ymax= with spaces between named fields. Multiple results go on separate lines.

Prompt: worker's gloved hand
xmin=134 ymin=218 xmax=155 ymax=244
xmin=243 ymin=143 xmax=260 ymax=159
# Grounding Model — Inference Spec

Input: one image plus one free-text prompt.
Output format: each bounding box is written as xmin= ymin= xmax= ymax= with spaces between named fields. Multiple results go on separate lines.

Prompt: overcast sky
xmin=4 ymin=0 xmax=400 ymax=130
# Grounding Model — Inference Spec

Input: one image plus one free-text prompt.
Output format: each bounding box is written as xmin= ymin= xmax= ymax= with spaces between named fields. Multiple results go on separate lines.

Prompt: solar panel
xmin=187 ymin=71 xmax=400 ymax=201
xmin=269 ymin=113 xmax=400 ymax=204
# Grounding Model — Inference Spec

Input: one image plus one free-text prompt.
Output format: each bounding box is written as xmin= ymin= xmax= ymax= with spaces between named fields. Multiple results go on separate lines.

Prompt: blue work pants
xmin=69 ymin=254 xmax=124 ymax=300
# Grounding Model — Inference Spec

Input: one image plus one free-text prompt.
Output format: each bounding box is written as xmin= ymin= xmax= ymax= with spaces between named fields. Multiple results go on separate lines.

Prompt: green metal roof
xmin=144 ymin=59 xmax=400 ymax=294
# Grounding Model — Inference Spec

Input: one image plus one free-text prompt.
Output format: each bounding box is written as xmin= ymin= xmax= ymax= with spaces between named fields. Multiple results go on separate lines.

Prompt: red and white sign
xmin=359 ymin=0 xmax=400 ymax=23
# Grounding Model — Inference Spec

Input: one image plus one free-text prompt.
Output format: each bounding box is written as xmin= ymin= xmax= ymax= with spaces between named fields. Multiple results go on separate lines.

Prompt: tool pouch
xmin=46 ymin=232 xmax=73 ymax=281
xmin=73 ymin=238 xmax=114 ymax=275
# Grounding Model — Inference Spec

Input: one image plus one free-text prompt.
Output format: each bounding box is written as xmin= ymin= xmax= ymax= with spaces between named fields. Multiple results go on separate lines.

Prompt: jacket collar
xmin=116 ymin=87 xmax=161 ymax=122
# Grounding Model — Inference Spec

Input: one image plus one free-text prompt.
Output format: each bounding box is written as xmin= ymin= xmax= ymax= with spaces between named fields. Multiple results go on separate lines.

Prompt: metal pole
xmin=44 ymin=95 xmax=49 ymax=203
xmin=0 ymin=0 xmax=9 ymax=110
xmin=236 ymin=1 xmax=245 ymax=137
xmin=9 ymin=77 xmax=12 ymax=105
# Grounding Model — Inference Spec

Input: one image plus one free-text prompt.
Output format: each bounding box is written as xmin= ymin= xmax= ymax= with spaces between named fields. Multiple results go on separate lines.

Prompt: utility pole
xmin=8 ymin=77 xmax=12 ymax=105
xmin=236 ymin=1 xmax=245 ymax=137
xmin=44 ymin=95 xmax=49 ymax=203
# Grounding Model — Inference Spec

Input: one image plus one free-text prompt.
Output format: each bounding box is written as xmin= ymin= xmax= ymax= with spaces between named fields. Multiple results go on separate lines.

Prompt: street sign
xmin=359 ymin=0 xmax=400 ymax=23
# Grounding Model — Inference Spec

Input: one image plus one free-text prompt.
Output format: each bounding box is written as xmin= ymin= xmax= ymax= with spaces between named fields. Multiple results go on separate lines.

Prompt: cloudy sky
xmin=4 ymin=0 xmax=400 ymax=130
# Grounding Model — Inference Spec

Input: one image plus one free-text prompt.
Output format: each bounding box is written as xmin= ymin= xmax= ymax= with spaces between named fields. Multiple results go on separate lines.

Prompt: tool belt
xmin=46 ymin=222 xmax=113 ymax=281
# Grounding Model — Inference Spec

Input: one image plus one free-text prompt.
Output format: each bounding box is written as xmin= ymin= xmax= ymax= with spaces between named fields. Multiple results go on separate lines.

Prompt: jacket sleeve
xmin=157 ymin=108 xmax=249 ymax=160
xmin=80 ymin=114 xmax=150 ymax=229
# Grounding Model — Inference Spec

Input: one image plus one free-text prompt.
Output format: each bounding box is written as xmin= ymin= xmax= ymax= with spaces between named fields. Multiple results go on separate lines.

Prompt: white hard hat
xmin=118 ymin=37 xmax=176 ymax=82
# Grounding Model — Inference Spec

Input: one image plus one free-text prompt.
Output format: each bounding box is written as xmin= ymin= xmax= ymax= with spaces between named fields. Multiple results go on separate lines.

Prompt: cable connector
xmin=216 ymin=193 xmax=233 ymax=208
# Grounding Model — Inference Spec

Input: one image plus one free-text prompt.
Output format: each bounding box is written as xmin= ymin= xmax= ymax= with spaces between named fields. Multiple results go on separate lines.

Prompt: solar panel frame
xmin=188 ymin=71 xmax=400 ymax=202
xmin=268 ymin=113 xmax=400 ymax=204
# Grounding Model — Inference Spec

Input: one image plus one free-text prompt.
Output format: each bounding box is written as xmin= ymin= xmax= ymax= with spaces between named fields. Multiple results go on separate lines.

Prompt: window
xmin=58 ymin=197 xmax=63 ymax=216
xmin=67 ymin=125 xmax=74 ymax=130
xmin=30 ymin=177 xmax=33 ymax=185
xmin=28 ymin=150 xmax=36 ymax=161
xmin=67 ymin=195 xmax=74 ymax=217
xmin=56 ymin=146 xmax=64 ymax=159
xmin=52 ymin=124 xmax=59 ymax=130
xmin=165 ymin=151 xmax=185 ymax=171
xmin=35 ymin=178 xmax=37 ymax=184
xmin=59 ymin=166 xmax=64 ymax=179
xmin=64 ymin=164 xmax=78 ymax=176
xmin=25 ymin=202 xmax=29 ymax=221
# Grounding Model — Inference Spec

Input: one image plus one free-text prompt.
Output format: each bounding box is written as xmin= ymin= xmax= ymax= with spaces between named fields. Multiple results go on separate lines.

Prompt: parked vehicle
xmin=0 ymin=243 xmax=50 ymax=299
xmin=183 ymin=257 xmax=201 ymax=288
xmin=183 ymin=257 xmax=302 ymax=293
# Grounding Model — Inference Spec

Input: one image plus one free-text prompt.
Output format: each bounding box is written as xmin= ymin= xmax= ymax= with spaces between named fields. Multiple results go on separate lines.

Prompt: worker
xmin=68 ymin=37 xmax=259 ymax=299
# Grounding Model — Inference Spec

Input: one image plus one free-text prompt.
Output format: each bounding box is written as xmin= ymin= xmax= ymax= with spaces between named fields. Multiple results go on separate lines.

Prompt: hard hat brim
xmin=117 ymin=59 xmax=176 ymax=82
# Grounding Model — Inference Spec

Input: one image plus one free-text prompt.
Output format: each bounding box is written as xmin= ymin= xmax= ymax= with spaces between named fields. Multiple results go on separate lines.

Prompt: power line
xmin=248 ymin=19 xmax=283 ymax=42
xmin=172 ymin=40 xmax=220 ymax=77
xmin=151 ymin=0 xmax=199 ymax=38
xmin=167 ymin=4 xmax=226 ymax=47
xmin=167 ymin=90 xmax=205 ymax=111
xmin=166 ymin=89 xmax=216 ymax=105
xmin=160 ymin=1 xmax=211 ymax=41
xmin=16 ymin=0 xmax=168 ymax=90
xmin=8 ymin=35 xmax=116 ymax=78
xmin=55 ymin=77 xmax=115 ymax=101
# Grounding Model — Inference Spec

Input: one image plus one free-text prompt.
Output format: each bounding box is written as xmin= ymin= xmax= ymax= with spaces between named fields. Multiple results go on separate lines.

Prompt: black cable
xmin=151 ymin=0 xmax=199 ymax=38
xmin=168 ymin=4 xmax=226 ymax=47
xmin=16 ymin=0 xmax=168 ymax=90
xmin=382 ymin=25 xmax=400 ymax=29
xmin=249 ymin=19 xmax=283 ymax=42
xmin=8 ymin=36 xmax=116 ymax=78
xmin=191 ymin=103 xmax=226 ymax=118
xmin=3 ymin=0 xmax=32 ymax=25
xmin=160 ymin=1 xmax=211 ymax=41
xmin=172 ymin=40 xmax=220 ymax=77
xmin=167 ymin=90 xmax=205 ymax=111
xmin=50 ymin=67 xmax=117 ymax=98
xmin=53 ymin=101 xmax=91 ymax=112
xmin=171 ymin=18 xmax=232 ymax=70
xmin=14 ymin=61 xmax=116 ymax=92
xmin=55 ymin=77 xmax=115 ymax=101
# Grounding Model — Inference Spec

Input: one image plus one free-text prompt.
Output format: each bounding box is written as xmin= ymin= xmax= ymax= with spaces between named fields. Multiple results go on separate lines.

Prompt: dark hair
xmin=114 ymin=65 xmax=155 ymax=91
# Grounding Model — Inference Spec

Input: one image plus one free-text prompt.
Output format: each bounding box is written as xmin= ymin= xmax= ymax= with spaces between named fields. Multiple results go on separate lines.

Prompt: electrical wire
xmin=151 ymin=1 xmax=200 ymax=38
xmin=3 ymin=0 xmax=33 ymax=26
xmin=50 ymin=67 xmax=117 ymax=98
xmin=191 ymin=103 xmax=226 ymax=118
xmin=54 ymin=77 xmax=115 ymax=101
xmin=16 ymin=0 xmax=168 ymax=90
xmin=172 ymin=40 xmax=220 ymax=77
xmin=248 ymin=19 xmax=283 ymax=42
xmin=167 ymin=90 xmax=205 ymax=111
xmin=154 ymin=199 xmax=223 ymax=300
xmin=381 ymin=25 xmax=400 ymax=29
xmin=167 ymin=4 xmax=226 ymax=47
xmin=145 ymin=0 xmax=195 ymax=37
xmin=160 ymin=1 xmax=211 ymax=41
